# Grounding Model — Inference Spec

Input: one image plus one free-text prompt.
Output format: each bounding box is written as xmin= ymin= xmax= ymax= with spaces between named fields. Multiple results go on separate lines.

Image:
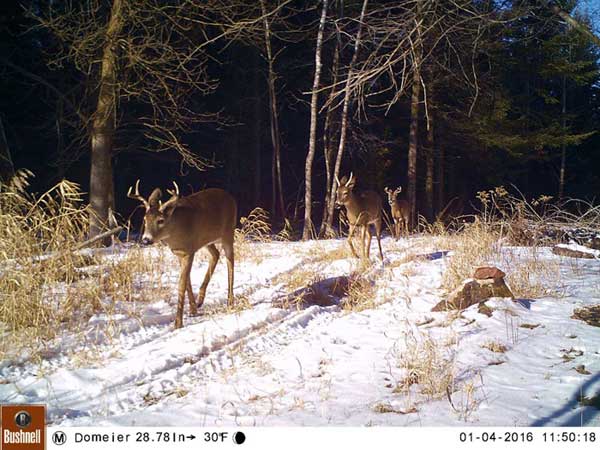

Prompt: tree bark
xmin=319 ymin=38 xmax=341 ymax=236
xmin=558 ymin=46 xmax=570 ymax=200
xmin=0 ymin=116 xmax=14 ymax=181
xmin=425 ymin=104 xmax=434 ymax=222
xmin=407 ymin=3 xmax=423 ymax=230
xmin=303 ymin=0 xmax=329 ymax=240
xmin=545 ymin=2 xmax=600 ymax=47
xmin=436 ymin=135 xmax=445 ymax=218
xmin=407 ymin=68 xmax=421 ymax=229
xmin=260 ymin=0 xmax=285 ymax=220
xmin=89 ymin=0 xmax=123 ymax=242
xmin=253 ymin=49 xmax=262 ymax=207
xmin=324 ymin=0 xmax=369 ymax=233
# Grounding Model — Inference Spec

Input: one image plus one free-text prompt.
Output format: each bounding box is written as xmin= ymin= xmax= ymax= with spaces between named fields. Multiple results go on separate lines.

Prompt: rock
xmin=473 ymin=266 xmax=506 ymax=280
xmin=432 ymin=278 xmax=514 ymax=312
xmin=572 ymin=305 xmax=600 ymax=327
xmin=552 ymin=244 xmax=599 ymax=259
xmin=478 ymin=303 xmax=494 ymax=317
xmin=575 ymin=365 xmax=591 ymax=375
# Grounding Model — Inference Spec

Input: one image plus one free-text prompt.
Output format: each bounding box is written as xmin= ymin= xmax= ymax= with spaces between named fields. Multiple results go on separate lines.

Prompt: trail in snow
xmin=1 ymin=237 xmax=600 ymax=426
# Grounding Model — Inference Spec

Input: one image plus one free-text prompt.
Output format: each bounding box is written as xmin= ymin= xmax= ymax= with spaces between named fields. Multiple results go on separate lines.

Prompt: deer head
xmin=335 ymin=172 xmax=356 ymax=206
xmin=384 ymin=186 xmax=402 ymax=206
xmin=128 ymin=180 xmax=180 ymax=245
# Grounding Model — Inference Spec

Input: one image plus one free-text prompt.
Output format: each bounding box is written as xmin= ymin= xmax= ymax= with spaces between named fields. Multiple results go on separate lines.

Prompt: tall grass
xmin=0 ymin=171 xmax=166 ymax=361
xmin=437 ymin=188 xmax=565 ymax=298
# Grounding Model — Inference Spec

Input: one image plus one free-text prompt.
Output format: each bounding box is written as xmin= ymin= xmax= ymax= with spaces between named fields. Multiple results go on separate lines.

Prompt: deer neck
xmin=345 ymin=194 xmax=366 ymax=220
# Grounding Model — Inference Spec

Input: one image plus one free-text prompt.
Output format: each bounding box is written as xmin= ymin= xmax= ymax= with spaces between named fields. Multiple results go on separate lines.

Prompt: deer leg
xmin=375 ymin=219 xmax=384 ymax=261
xmin=176 ymin=254 xmax=194 ymax=329
xmin=197 ymin=244 xmax=219 ymax=309
xmin=222 ymin=236 xmax=235 ymax=308
xmin=365 ymin=225 xmax=372 ymax=260
xmin=187 ymin=254 xmax=197 ymax=316
xmin=347 ymin=223 xmax=359 ymax=258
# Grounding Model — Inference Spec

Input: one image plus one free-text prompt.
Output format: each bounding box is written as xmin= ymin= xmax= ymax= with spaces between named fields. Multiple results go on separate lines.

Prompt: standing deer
xmin=384 ymin=186 xmax=410 ymax=239
xmin=335 ymin=173 xmax=384 ymax=261
xmin=128 ymin=180 xmax=237 ymax=329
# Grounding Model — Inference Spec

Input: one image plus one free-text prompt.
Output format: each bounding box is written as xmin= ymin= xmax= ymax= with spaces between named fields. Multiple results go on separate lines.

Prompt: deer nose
xmin=141 ymin=237 xmax=153 ymax=246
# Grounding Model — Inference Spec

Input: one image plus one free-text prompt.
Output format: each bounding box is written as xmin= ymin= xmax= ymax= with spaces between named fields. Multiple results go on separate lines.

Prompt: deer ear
xmin=148 ymin=188 xmax=162 ymax=207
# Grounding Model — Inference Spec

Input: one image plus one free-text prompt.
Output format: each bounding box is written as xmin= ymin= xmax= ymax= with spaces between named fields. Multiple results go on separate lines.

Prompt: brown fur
xmin=336 ymin=174 xmax=384 ymax=261
xmin=131 ymin=183 xmax=237 ymax=328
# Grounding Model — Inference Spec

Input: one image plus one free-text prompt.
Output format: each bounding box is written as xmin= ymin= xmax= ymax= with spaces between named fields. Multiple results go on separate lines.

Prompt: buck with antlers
xmin=128 ymin=180 xmax=237 ymax=329
xmin=335 ymin=173 xmax=384 ymax=261
xmin=384 ymin=186 xmax=410 ymax=239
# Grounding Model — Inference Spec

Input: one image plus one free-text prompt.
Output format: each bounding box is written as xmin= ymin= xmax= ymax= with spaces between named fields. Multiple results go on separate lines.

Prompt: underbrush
xmin=0 ymin=171 xmax=167 ymax=362
xmin=433 ymin=188 xmax=588 ymax=297
xmin=392 ymin=328 xmax=457 ymax=402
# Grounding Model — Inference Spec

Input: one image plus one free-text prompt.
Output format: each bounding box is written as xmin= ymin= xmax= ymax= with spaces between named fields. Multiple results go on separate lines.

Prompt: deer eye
xmin=156 ymin=218 xmax=165 ymax=226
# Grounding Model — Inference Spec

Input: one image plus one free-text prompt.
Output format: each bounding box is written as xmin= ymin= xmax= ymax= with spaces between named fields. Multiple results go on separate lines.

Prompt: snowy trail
xmin=2 ymin=237 xmax=600 ymax=426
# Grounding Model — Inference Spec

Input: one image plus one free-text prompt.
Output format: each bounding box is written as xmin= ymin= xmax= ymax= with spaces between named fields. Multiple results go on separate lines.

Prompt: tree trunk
xmin=260 ymin=0 xmax=285 ymax=220
xmin=303 ymin=0 xmax=329 ymax=240
xmin=253 ymin=49 xmax=262 ymax=207
xmin=545 ymin=2 xmax=600 ymax=47
xmin=436 ymin=136 xmax=445 ymax=218
xmin=425 ymin=107 xmax=434 ymax=223
xmin=0 ymin=116 xmax=14 ymax=181
xmin=407 ymin=69 xmax=421 ymax=230
xmin=89 ymin=0 xmax=123 ymax=242
xmin=407 ymin=3 xmax=423 ymax=230
xmin=558 ymin=47 xmax=569 ymax=200
xmin=324 ymin=0 xmax=369 ymax=233
xmin=319 ymin=39 xmax=341 ymax=236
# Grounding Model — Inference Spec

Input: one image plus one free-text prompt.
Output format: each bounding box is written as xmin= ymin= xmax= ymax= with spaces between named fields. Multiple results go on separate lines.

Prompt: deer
xmin=335 ymin=172 xmax=384 ymax=261
xmin=128 ymin=180 xmax=237 ymax=329
xmin=384 ymin=186 xmax=410 ymax=239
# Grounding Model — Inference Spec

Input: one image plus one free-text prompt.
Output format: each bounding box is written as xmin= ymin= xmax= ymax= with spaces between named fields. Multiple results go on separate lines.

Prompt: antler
xmin=334 ymin=174 xmax=341 ymax=186
xmin=394 ymin=186 xmax=402 ymax=195
xmin=127 ymin=179 xmax=150 ymax=210
xmin=159 ymin=181 xmax=180 ymax=212
xmin=346 ymin=172 xmax=354 ymax=187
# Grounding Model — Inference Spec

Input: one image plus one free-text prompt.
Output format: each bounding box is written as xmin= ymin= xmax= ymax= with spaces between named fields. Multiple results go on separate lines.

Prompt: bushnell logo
xmin=1 ymin=405 xmax=45 ymax=450
xmin=14 ymin=411 xmax=32 ymax=428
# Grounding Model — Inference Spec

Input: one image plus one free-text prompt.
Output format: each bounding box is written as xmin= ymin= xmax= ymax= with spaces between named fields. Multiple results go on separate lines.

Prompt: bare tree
xmin=303 ymin=0 xmax=329 ymax=240
xmin=424 ymin=84 xmax=435 ymax=222
xmin=319 ymin=36 xmax=341 ymax=236
xmin=407 ymin=3 xmax=423 ymax=229
xmin=31 ymin=0 xmax=270 ymax=239
xmin=0 ymin=116 xmax=14 ymax=181
xmin=88 ymin=0 xmax=123 ymax=240
xmin=323 ymin=0 xmax=369 ymax=234
xmin=259 ymin=0 xmax=286 ymax=219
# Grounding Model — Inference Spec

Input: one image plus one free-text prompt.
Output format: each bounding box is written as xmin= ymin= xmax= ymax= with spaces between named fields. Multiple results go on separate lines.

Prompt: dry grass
xmin=272 ymin=265 xmax=322 ymax=295
xmin=393 ymin=329 xmax=457 ymax=401
xmin=234 ymin=207 xmax=272 ymax=262
xmin=0 ymin=171 xmax=167 ymax=362
xmin=342 ymin=273 xmax=376 ymax=312
xmin=440 ymin=218 xmax=501 ymax=291
xmin=481 ymin=340 xmax=508 ymax=353
xmin=439 ymin=211 xmax=560 ymax=299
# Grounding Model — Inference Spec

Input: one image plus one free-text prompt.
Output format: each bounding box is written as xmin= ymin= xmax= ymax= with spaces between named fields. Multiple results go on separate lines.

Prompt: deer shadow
xmin=273 ymin=275 xmax=354 ymax=310
xmin=531 ymin=371 xmax=600 ymax=426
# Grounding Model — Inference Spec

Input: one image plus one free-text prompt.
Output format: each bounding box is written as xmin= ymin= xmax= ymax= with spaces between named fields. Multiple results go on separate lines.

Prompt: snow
xmin=556 ymin=243 xmax=600 ymax=259
xmin=1 ymin=236 xmax=600 ymax=426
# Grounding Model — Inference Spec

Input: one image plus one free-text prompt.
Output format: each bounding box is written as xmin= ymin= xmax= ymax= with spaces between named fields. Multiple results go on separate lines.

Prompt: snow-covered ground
xmin=1 ymin=236 xmax=599 ymax=426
